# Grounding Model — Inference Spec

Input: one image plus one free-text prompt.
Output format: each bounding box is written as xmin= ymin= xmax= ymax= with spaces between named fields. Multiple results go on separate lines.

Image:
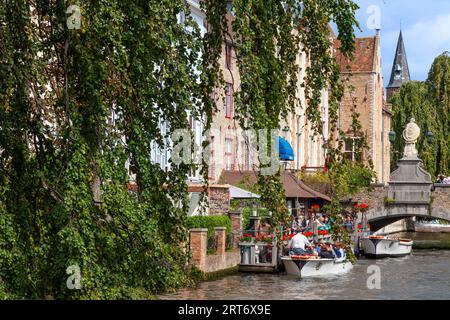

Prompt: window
xmin=344 ymin=137 xmax=362 ymax=162
xmin=208 ymin=150 xmax=215 ymax=180
xmin=225 ymin=83 xmax=233 ymax=118
xmin=244 ymin=133 xmax=254 ymax=170
xmin=296 ymin=115 xmax=302 ymax=169
xmin=241 ymin=140 xmax=248 ymax=171
xmin=208 ymin=136 xmax=215 ymax=180
xmin=309 ymin=135 xmax=316 ymax=166
xmin=225 ymin=43 xmax=233 ymax=69
xmin=150 ymin=120 xmax=170 ymax=172
xmin=225 ymin=138 xmax=233 ymax=170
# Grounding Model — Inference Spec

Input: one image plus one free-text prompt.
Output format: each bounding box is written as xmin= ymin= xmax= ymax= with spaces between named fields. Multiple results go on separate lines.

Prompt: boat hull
xmin=361 ymin=237 xmax=413 ymax=259
xmin=281 ymin=257 xmax=353 ymax=278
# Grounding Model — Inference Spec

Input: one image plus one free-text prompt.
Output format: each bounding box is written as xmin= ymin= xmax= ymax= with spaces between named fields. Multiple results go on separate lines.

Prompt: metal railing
xmin=206 ymin=235 xmax=217 ymax=255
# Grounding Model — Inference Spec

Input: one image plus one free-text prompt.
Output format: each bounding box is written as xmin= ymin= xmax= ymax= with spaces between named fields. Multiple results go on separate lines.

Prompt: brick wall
xmin=338 ymin=35 xmax=389 ymax=185
xmin=189 ymin=227 xmax=240 ymax=273
xmin=229 ymin=211 xmax=242 ymax=247
xmin=189 ymin=228 xmax=207 ymax=270
xmin=351 ymin=184 xmax=450 ymax=216
xmin=342 ymin=185 xmax=388 ymax=212
xmin=432 ymin=185 xmax=450 ymax=216
xmin=208 ymin=185 xmax=230 ymax=215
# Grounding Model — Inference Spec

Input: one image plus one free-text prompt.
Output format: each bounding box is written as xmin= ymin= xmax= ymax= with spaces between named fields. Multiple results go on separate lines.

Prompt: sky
xmin=351 ymin=0 xmax=450 ymax=86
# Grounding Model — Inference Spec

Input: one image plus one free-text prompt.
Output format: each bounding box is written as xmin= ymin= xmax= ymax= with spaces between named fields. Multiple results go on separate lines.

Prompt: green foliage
xmin=302 ymin=171 xmax=331 ymax=184
xmin=384 ymin=197 xmax=396 ymax=205
xmin=0 ymin=0 xmax=361 ymax=298
xmin=241 ymin=207 xmax=269 ymax=231
xmin=391 ymin=52 xmax=450 ymax=177
xmin=186 ymin=215 xmax=232 ymax=237
xmin=391 ymin=82 xmax=440 ymax=175
xmin=329 ymin=161 xmax=375 ymax=197
xmin=234 ymin=175 xmax=260 ymax=195
xmin=0 ymin=0 xmax=204 ymax=299
xmin=320 ymin=160 xmax=374 ymax=263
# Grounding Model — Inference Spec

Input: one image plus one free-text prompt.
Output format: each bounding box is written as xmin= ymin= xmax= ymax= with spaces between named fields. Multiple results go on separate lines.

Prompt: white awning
xmin=229 ymin=186 xmax=260 ymax=199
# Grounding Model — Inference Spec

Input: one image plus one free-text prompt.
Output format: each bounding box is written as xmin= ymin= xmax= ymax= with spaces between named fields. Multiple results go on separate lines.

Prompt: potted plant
xmin=263 ymin=235 xmax=274 ymax=245
xmin=310 ymin=204 xmax=321 ymax=213
xmin=384 ymin=197 xmax=396 ymax=205
xmin=239 ymin=233 xmax=254 ymax=243
xmin=239 ymin=233 xmax=254 ymax=265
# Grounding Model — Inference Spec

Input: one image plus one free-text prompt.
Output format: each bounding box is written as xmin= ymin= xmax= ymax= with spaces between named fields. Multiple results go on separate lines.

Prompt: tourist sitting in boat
xmin=288 ymin=231 xmax=313 ymax=255
xmin=332 ymin=243 xmax=346 ymax=262
xmin=332 ymin=243 xmax=342 ymax=258
xmin=318 ymin=242 xmax=335 ymax=259
xmin=314 ymin=241 xmax=321 ymax=253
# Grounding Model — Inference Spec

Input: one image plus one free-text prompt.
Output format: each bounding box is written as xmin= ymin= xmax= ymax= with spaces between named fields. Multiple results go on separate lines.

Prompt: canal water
xmin=161 ymin=232 xmax=450 ymax=300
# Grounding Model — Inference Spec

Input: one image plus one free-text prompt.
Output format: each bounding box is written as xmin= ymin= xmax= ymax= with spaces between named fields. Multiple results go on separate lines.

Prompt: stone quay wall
xmin=189 ymin=227 xmax=240 ymax=274
xmin=431 ymin=184 xmax=450 ymax=217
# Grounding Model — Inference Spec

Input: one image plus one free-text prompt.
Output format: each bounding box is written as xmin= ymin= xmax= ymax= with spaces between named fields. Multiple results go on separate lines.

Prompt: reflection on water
xmin=161 ymin=234 xmax=450 ymax=300
xmin=397 ymin=232 xmax=450 ymax=249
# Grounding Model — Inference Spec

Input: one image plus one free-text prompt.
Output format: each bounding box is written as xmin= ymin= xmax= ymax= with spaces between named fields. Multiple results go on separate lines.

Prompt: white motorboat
xmin=281 ymin=256 xmax=354 ymax=278
xmin=361 ymin=235 xmax=413 ymax=258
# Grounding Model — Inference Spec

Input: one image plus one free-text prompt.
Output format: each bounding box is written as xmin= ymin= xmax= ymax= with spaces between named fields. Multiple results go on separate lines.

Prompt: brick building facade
xmin=334 ymin=31 xmax=391 ymax=184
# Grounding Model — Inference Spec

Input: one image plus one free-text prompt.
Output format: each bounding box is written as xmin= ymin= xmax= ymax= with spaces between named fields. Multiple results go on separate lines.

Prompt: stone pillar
xmin=312 ymin=220 xmax=319 ymax=242
xmin=405 ymin=217 xmax=416 ymax=232
xmin=229 ymin=211 xmax=242 ymax=247
xmin=189 ymin=228 xmax=207 ymax=270
xmin=214 ymin=227 xmax=226 ymax=255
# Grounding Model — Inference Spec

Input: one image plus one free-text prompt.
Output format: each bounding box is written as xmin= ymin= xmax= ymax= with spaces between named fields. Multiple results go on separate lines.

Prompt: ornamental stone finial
xmin=402 ymin=118 xmax=420 ymax=158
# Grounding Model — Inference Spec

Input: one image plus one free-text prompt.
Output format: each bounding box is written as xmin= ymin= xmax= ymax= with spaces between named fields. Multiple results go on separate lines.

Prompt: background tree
xmin=427 ymin=52 xmax=450 ymax=175
xmin=0 ymin=0 xmax=205 ymax=299
xmin=391 ymin=52 xmax=450 ymax=177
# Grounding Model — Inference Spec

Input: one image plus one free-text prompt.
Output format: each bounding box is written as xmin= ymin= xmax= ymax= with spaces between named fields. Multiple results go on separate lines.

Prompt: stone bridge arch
xmin=346 ymin=184 xmax=450 ymax=232
xmin=344 ymin=119 xmax=450 ymax=232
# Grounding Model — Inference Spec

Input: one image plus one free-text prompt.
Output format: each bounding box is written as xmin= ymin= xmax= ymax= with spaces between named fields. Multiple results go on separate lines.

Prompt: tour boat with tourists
xmin=360 ymin=235 xmax=413 ymax=258
xmin=281 ymin=255 xmax=354 ymax=277
xmin=281 ymin=231 xmax=354 ymax=278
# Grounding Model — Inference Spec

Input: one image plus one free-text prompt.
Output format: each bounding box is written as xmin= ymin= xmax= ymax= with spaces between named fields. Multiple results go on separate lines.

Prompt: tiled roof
xmin=220 ymin=170 xmax=331 ymax=201
xmin=334 ymin=37 xmax=376 ymax=73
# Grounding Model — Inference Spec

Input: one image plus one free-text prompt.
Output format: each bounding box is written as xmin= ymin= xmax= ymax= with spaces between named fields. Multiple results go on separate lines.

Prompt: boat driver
xmin=288 ymin=232 xmax=313 ymax=255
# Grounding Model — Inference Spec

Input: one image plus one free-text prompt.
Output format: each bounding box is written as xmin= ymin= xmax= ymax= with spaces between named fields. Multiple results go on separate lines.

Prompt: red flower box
xmin=354 ymin=203 xmax=369 ymax=212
